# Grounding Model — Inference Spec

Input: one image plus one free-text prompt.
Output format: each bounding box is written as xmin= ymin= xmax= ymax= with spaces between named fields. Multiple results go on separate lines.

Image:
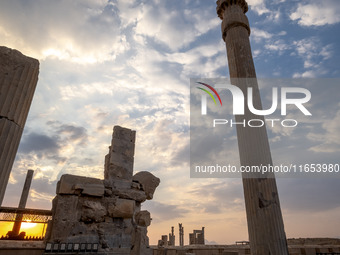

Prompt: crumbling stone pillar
xmin=0 ymin=47 xmax=39 ymax=206
xmin=105 ymin=126 xmax=135 ymax=181
xmin=46 ymin=126 xmax=160 ymax=255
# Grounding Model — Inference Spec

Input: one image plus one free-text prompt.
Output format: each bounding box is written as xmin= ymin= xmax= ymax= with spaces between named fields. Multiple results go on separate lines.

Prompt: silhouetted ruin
xmin=45 ymin=126 xmax=160 ymax=255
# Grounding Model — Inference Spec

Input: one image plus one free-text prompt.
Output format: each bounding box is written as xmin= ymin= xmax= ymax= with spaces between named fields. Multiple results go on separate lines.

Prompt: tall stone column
xmin=0 ymin=47 xmax=39 ymax=206
xmin=216 ymin=1 xmax=289 ymax=254
xmin=12 ymin=169 xmax=34 ymax=236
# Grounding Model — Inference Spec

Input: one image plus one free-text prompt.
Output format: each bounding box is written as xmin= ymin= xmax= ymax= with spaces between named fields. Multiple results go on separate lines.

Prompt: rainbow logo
xmin=196 ymin=82 xmax=222 ymax=106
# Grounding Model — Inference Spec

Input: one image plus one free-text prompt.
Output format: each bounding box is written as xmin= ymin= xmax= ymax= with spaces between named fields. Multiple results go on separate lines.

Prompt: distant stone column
xmin=0 ymin=47 xmax=39 ymax=206
xmin=12 ymin=169 xmax=34 ymax=236
xmin=171 ymin=226 xmax=175 ymax=246
xmin=169 ymin=226 xmax=175 ymax=246
xmin=179 ymin=223 xmax=184 ymax=246
xmin=216 ymin=1 xmax=289 ymax=254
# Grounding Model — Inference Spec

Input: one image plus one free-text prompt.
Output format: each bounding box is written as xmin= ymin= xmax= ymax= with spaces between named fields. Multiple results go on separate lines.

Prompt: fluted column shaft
xmin=0 ymin=47 xmax=39 ymax=206
xmin=216 ymin=1 xmax=289 ymax=254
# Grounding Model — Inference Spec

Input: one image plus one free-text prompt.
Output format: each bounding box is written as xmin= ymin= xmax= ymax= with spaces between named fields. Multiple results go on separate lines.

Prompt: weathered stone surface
xmin=123 ymin=218 xmax=134 ymax=235
xmin=102 ymin=196 xmax=118 ymax=208
xmin=112 ymin=125 xmax=136 ymax=144
xmin=112 ymin=188 xmax=147 ymax=202
xmin=47 ymin=126 xmax=160 ymax=254
xmin=104 ymin=126 xmax=136 ymax=181
xmin=104 ymin=188 xmax=113 ymax=196
xmin=104 ymin=178 xmax=147 ymax=201
xmin=132 ymin=181 xmax=141 ymax=189
xmin=0 ymin=46 xmax=39 ymax=206
xmin=111 ymin=137 xmax=135 ymax=157
xmin=49 ymin=221 xmax=79 ymax=242
xmin=51 ymin=195 xmax=80 ymax=222
xmin=135 ymin=202 xmax=141 ymax=213
xmin=98 ymin=220 xmax=132 ymax=250
xmin=105 ymin=156 xmax=134 ymax=180
xmin=57 ymin=174 xmax=104 ymax=197
xmin=49 ymin=197 xmax=100 ymax=242
xmin=216 ymin=1 xmax=289 ymax=254
xmin=109 ymin=152 xmax=133 ymax=172
xmin=133 ymin=171 xmax=160 ymax=199
xmin=108 ymin=198 xmax=135 ymax=218
xmin=135 ymin=210 xmax=151 ymax=227
xmin=131 ymin=226 xmax=152 ymax=255
xmin=98 ymin=219 xmax=125 ymax=235
xmin=86 ymin=184 xmax=104 ymax=196
xmin=105 ymin=178 xmax=132 ymax=190
xmin=81 ymin=200 xmax=106 ymax=223
xmin=65 ymin=221 xmax=100 ymax=243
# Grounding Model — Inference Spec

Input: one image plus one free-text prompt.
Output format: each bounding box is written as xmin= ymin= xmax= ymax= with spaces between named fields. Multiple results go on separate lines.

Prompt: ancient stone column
xmin=179 ymin=223 xmax=184 ymax=246
xmin=12 ymin=169 xmax=34 ymax=236
xmin=216 ymin=1 xmax=289 ymax=254
xmin=171 ymin=226 xmax=175 ymax=246
xmin=0 ymin=47 xmax=39 ymax=206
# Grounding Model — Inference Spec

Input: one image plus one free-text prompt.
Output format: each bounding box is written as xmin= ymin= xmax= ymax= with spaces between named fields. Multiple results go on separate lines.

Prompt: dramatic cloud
xmin=0 ymin=0 xmax=339 ymax=245
xmin=0 ymin=0 xmax=127 ymax=63
xmin=247 ymin=0 xmax=270 ymax=15
xmin=143 ymin=201 xmax=189 ymax=222
xmin=17 ymin=121 xmax=88 ymax=164
xmin=19 ymin=133 xmax=60 ymax=154
xmin=290 ymin=0 xmax=340 ymax=27
xmin=135 ymin=1 xmax=219 ymax=51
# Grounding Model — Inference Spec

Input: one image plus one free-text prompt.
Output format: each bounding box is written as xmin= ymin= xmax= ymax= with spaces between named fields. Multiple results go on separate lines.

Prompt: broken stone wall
xmin=45 ymin=126 xmax=160 ymax=255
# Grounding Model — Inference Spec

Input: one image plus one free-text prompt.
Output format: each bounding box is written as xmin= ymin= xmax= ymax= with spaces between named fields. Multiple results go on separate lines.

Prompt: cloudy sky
xmin=1 ymin=0 xmax=339 ymax=245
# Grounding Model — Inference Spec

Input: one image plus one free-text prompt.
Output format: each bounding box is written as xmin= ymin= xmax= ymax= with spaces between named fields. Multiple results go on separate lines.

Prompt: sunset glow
xmin=1 ymin=0 xmax=339 ymax=245
xmin=0 ymin=222 xmax=46 ymax=238
xmin=21 ymin=221 xmax=37 ymax=230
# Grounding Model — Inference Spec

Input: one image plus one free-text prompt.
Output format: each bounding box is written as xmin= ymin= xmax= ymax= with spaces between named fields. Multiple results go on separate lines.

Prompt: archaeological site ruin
xmin=45 ymin=125 xmax=160 ymax=254
xmin=217 ymin=0 xmax=288 ymax=254
xmin=0 ymin=46 xmax=39 ymax=207
xmin=0 ymin=0 xmax=339 ymax=255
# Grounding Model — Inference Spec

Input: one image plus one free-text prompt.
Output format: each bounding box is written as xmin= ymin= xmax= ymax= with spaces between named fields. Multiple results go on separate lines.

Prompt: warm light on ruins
xmin=0 ymin=0 xmax=339 ymax=254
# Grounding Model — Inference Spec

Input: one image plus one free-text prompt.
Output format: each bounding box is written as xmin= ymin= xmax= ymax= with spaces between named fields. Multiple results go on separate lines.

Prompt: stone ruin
xmin=189 ymin=227 xmax=205 ymax=245
xmin=158 ymin=225 xmax=205 ymax=247
xmin=45 ymin=126 xmax=160 ymax=254
xmin=157 ymin=227 xmax=175 ymax=247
